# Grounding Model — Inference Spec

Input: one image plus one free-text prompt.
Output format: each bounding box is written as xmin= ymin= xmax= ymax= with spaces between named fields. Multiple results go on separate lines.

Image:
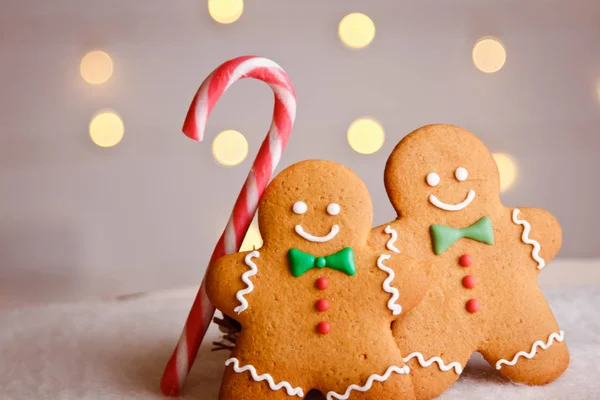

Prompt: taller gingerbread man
xmin=206 ymin=160 xmax=427 ymax=400
xmin=373 ymin=124 xmax=568 ymax=399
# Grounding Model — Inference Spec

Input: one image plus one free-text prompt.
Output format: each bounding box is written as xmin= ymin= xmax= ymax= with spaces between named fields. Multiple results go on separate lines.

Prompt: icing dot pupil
xmin=455 ymin=167 xmax=469 ymax=181
xmin=427 ymin=172 xmax=440 ymax=187
xmin=327 ymin=203 xmax=341 ymax=216
xmin=293 ymin=201 xmax=307 ymax=215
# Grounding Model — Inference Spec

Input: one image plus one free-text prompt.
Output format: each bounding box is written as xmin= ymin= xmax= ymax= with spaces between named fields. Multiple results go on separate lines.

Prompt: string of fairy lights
xmin=80 ymin=1 xmax=597 ymax=243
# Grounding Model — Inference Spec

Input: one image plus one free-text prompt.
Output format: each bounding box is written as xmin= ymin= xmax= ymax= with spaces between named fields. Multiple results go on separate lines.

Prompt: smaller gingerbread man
xmin=373 ymin=124 xmax=568 ymax=399
xmin=206 ymin=160 xmax=427 ymax=400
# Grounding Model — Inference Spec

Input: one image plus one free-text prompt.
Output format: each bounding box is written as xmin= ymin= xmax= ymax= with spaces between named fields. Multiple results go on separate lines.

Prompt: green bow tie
xmin=430 ymin=216 xmax=494 ymax=255
xmin=287 ymin=247 xmax=356 ymax=277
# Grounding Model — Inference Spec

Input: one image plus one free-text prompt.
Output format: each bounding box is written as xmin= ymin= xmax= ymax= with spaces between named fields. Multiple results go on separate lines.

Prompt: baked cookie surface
xmin=206 ymin=160 xmax=427 ymax=400
xmin=374 ymin=124 xmax=568 ymax=400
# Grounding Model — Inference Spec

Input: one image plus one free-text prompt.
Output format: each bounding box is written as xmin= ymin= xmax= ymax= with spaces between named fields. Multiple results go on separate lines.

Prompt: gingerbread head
xmin=385 ymin=124 xmax=502 ymax=227
xmin=375 ymin=124 xmax=568 ymax=399
xmin=206 ymin=160 xmax=427 ymax=400
xmin=258 ymin=159 xmax=373 ymax=256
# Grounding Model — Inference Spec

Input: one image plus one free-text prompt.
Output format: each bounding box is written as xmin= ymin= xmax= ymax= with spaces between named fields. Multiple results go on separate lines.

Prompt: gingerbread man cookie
xmin=206 ymin=160 xmax=427 ymax=400
xmin=372 ymin=124 xmax=568 ymax=399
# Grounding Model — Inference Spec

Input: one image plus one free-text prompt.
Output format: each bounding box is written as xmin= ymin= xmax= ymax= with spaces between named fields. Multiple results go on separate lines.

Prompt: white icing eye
xmin=292 ymin=201 xmax=307 ymax=215
xmin=455 ymin=167 xmax=468 ymax=181
xmin=426 ymin=172 xmax=440 ymax=187
xmin=327 ymin=203 xmax=341 ymax=216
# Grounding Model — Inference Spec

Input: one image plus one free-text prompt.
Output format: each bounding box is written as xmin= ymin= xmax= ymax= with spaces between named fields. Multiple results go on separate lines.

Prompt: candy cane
xmin=160 ymin=56 xmax=296 ymax=396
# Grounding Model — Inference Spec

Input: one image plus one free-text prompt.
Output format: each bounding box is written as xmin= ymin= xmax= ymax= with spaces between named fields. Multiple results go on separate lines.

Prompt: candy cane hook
xmin=160 ymin=56 xmax=296 ymax=396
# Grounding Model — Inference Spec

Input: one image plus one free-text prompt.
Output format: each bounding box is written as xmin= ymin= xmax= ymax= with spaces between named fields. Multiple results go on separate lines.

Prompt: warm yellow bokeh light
xmin=240 ymin=223 xmax=263 ymax=252
xmin=473 ymin=37 xmax=507 ymax=73
xmin=338 ymin=13 xmax=376 ymax=49
xmin=493 ymin=152 xmax=518 ymax=192
xmin=596 ymin=81 xmax=600 ymax=104
xmin=89 ymin=111 xmax=124 ymax=148
xmin=212 ymin=130 xmax=249 ymax=166
xmin=80 ymin=51 xmax=113 ymax=85
xmin=347 ymin=118 xmax=385 ymax=154
xmin=208 ymin=0 xmax=244 ymax=24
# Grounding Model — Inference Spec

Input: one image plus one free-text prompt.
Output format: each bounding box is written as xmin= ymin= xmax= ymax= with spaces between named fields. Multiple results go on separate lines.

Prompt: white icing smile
xmin=292 ymin=200 xmax=341 ymax=242
xmin=426 ymin=168 xmax=475 ymax=212
xmin=295 ymin=224 xmax=340 ymax=243
xmin=429 ymin=189 xmax=476 ymax=211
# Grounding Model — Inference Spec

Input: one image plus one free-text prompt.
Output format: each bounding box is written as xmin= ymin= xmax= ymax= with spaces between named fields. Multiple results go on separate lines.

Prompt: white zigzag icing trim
xmin=496 ymin=330 xmax=565 ymax=370
xmin=403 ymin=352 xmax=463 ymax=374
xmin=384 ymin=225 xmax=401 ymax=253
xmin=326 ymin=365 xmax=410 ymax=400
xmin=226 ymin=358 xmax=304 ymax=397
xmin=233 ymin=250 xmax=259 ymax=314
xmin=377 ymin=254 xmax=402 ymax=316
xmin=512 ymin=208 xmax=546 ymax=270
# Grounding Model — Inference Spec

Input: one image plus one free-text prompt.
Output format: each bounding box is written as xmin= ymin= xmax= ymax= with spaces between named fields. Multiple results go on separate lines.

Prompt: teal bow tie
xmin=287 ymin=247 xmax=356 ymax=277
xmin=430 ymin=216 xmax=494 ymax=255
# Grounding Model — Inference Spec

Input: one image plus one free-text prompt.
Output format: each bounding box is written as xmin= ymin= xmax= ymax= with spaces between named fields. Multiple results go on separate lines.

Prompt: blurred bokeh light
xmin=212 ymin=129 xmax=248 ymax=166
xmin=492 ymin=152 xmax=518 ymax=191
xmin=80 ymin=51 xmax=113 ymax=85
xmin=473 ymin=37 xmax=506 ymax=73
xmin=338 ymin=13 xmax=376 ymax=49
xmin=347 ymin=118 xmax=385 ymax=154
xmin=89 ymin=111 xmax=124 ymax=147
xmin=240 ymin=223 xmax=263 ymax=251
xmin=208 ymin=0 xmax=244 ymax=24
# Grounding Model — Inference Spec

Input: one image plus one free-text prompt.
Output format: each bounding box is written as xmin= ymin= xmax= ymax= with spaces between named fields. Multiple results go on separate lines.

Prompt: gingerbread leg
xmin=320 ymin=342 xmax=415 ymax=400
xmin=400 ymin=350 xmax=469 ymax=400
xmin=480 ymin=325 xmax=569 ymax=385
xmin=219 ymin=360 xmax=307 ymax=400
xmin=341 ymin=370 xmax=415 ymax=400
xmin=392 ymin=306 xmax=475 ymax=400
xmin=478 ymin=287 xmax=569 ymax=386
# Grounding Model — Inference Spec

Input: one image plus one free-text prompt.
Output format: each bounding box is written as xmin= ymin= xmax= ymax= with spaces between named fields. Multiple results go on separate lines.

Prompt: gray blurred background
xmin=1 ymin=0 xmax=599 ymax=305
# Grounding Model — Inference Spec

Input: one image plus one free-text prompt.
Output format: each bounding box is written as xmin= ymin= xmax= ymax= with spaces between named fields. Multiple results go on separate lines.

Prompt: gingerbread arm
xmin=369 ymin=222 xmax=428 ymax=314
xmin=381 ymin=252 xmax=428 ymax=314
xmin=511 ymin=207 xmax=562 ymax=266
xmin=205 ymin=250 xmax=261 ymax=320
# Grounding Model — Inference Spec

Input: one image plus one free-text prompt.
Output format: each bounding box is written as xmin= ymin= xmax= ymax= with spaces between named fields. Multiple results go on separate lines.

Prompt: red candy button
xmin=459 ymin=254 xmax=472 ymax=267
xmin=315 ymin=299 xmax=330 ymax=312
xmin=316 ymin=321 xmax=331 ymax=334
xmin=466 ymin=299 xmax=480 ymax=313
xmin=315 ymin=277 xmax=328 ymax=290
xmin=462 ymin=275 xmax=477 ymax=289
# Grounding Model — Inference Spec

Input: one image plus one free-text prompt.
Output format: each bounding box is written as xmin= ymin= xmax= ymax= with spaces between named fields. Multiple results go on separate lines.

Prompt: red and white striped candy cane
xmin=160 ymin=56 xmax=296 ymax=396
